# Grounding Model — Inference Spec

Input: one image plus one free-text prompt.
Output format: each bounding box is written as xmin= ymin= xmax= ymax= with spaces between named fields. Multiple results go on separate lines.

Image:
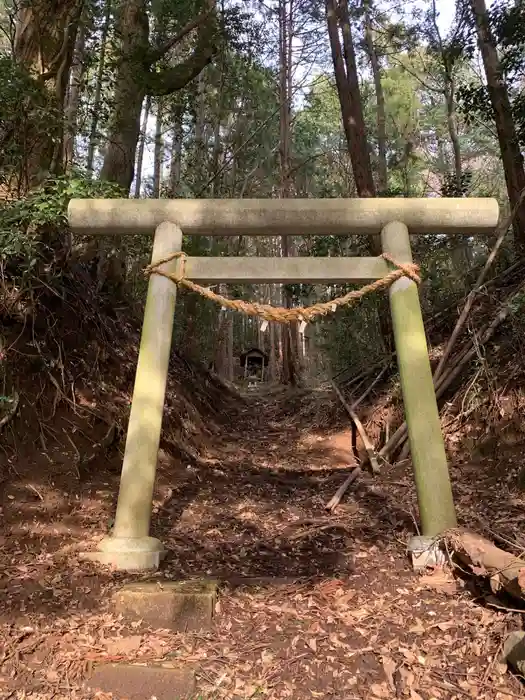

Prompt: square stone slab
xmin=114 ymin=579 xmax=218 ymax=631
xmin=85 ymin=662 xmax=195 ymax=700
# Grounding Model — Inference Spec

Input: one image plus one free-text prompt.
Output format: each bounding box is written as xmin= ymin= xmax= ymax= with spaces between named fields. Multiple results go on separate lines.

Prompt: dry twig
xmin=325 ymin=467 xmax=361 ymax=511
xmin=331 ymin=380 xmax=380 ymax=474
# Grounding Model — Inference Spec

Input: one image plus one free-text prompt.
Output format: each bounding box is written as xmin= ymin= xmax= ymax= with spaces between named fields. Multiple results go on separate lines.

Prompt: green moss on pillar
xmin=381 ymin=221 xmax=457 ymax=536
xmin=91 ymin=221 xmax=183 ymax=570
xmin=112 ymin=221 xmax=182 ymax=540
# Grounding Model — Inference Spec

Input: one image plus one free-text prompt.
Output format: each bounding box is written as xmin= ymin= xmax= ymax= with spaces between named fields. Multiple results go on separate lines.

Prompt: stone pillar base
xmin=408 ymin=535 xmax=446 ymax=571
xmin=79 ymin=536 xmax=166 ymax=571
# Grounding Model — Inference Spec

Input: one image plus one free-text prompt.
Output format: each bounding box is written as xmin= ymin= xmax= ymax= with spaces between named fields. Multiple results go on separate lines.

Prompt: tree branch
xmin=147 ymin=10 xmax=213 ymax=65
xmin=146 ymin=14 xmax=218 ymax=96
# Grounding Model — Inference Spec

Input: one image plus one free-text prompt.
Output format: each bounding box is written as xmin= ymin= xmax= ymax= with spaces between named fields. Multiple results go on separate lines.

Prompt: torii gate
xmin=68 ymin=197 xmax=499 ymax=571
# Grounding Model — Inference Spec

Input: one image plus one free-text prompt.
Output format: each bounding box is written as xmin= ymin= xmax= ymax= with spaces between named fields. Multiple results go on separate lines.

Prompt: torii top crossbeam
xmin=68 ymin=197 xmax=500 ymax=236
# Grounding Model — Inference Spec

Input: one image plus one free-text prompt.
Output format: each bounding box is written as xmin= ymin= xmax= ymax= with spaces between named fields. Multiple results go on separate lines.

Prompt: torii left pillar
xmin=87 ymin=221 xmax=182 ymax=570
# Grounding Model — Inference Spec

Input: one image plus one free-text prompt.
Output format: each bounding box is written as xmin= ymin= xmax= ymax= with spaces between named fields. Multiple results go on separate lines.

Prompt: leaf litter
xmin=0 ymin=392 xmax=524 ymax=699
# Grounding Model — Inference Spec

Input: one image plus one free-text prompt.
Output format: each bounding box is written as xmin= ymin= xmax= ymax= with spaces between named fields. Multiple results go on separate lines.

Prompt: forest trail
xmin=1 ymin=389 xmax=524 ymax=700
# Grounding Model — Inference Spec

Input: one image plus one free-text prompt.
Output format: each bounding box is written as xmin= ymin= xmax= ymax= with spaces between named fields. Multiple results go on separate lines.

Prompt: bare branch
xmin=147 ymin=10 xmax=213 ymax=65
xmin=146 ymin=11 xmax=218 ymax=96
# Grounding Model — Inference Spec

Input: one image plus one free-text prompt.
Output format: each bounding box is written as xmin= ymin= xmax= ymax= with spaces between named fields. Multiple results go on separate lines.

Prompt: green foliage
xmin=441 ymin=169 xmax=473 ymax=197
xmin=0 ymin=174 xmax=124 ymax=261
xmin=457 ymin=0 xmax=525 ymax=143
xmin=8 ymin=174 xmax=123 ymax=230
xmin=508 ymin=289 xmax=525 ymax=315
xmin=490 ymin=0 xmax=525 ymax=78
xmin=294 ymin=75 xmax=353 ymax=197
xmin=0 ymin=54 xmax=60 ymax=187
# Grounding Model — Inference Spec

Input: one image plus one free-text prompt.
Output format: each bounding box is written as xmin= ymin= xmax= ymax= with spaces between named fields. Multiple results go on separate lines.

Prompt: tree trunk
xmin=431 ymin=0 xmax=462 ymax=193
xmin=134 ymin=96 xmax=151 ymax=198
xmin=101 ymin=0 xmax=217 ymax=192
xmin=326 ymin=0 xmax=376 ymax=199
xmin=153 ymin=98 xmax=164 ymax=197
xmin=269 ymin=323 xmax=277 ymax=381
xmin=168 ymin=103 xmax=184 ymax=196
xmin=445 ymin=83 xmax=462 ymax=189
xmin=210 ymin=113 xmax=222 ymax=198
xmin=213 ymin=304 xmax=229 ymax=376
xmin=64 ymin=16 xmax=87 ymax=169
xmin=193 ymin=72 xmax=209 ymax=194
xmin=363 ymin=3 xmax=387 ymax=193
xmin=469 ymin=0 xmax=525 ymax=250
xmin=437 ymin=18 xmax=471 ymax=275
xmin=87 ymin=0 xmax=112 ymax=174
xmin=13 ymin=0 xmax=83 ymax=187
xmin=100 ymin=0 xmax=148 ymax=189
xmin=278 ymin=0 xmax=299 ymax=386
xmin=326 ymin=0 xmax=392 ymax=350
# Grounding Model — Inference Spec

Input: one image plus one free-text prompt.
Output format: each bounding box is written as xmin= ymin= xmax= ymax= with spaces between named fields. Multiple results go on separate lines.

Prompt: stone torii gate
xmin=68 ymin=197 xmax=499 ymax=571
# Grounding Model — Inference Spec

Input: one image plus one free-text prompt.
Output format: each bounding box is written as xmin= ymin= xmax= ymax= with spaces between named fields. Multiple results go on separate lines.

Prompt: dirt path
xmin=0 ymin=392 xmax=524 ymax=699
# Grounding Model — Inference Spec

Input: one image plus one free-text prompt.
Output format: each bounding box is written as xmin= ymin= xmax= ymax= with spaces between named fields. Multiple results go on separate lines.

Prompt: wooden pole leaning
xmin=92 ymin=221 xmax=183 ymax=570
xmin=381 ymin=221 xmax=457 ymax=537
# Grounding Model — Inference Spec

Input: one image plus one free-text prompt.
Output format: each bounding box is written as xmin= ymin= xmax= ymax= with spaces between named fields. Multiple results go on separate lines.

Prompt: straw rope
xmin=144 ymin=252 xmax=421 ymax=324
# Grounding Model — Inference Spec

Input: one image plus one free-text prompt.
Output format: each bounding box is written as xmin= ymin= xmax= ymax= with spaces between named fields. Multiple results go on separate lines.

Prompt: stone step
xmin=114 ymin=579 xmax=218 ymax=632
xmin=85 ymin=661 xmax=195 ymax=700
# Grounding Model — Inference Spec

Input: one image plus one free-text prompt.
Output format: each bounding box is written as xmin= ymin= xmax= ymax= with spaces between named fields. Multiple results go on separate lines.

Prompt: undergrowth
xmin=0 ymin=173 xmax=239 ymax=479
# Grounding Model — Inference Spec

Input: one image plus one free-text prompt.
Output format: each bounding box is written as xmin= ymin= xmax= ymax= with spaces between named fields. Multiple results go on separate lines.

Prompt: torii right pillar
xmin=382 ymin=220 xmax=457 ymax=541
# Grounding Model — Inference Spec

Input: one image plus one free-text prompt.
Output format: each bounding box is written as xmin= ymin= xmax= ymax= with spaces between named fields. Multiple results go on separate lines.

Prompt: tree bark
xmin=325 ymin=0 xmax=392 ymax=350
xmin=210 ymin=98 xmax=223 ymax=197
xmin=134 ymin=96 xmax=151 ymax=198
xmin=279 ymin=0 xmax=299 ymax=386
xmin=213 ymin=304 xmax=229 ymax=376
xmin=363 ymin=2 xmax=387 ymax=193
xmin=153 ymin=99 xmax=164 ymax=197
xmin=99 ymin=0 xmax=148 ymax=189
xmin=469 ymin=0 xmax=525 ymax=250
xmin=226 ymin=314 xmax=234 ymax=382
xmin=269 ymin=322 xmax=277 ymax=381
xmin=87 ymin=0 xmax=112 ymax=174
xmin=326 ymin=0 xmax=375 ymax=199
xmin=431 ymin=0 xmax=462 ymax=193
xmin=64 ymin=16 xmax=87 ymax=169
xmin=101 ymin=0 xmax=217 ymax=192
xmin=13 ymin=0 xmax=83 ymax=187
xmin=168 ymin=103 xmax=184 ymax=196
xmin=193 ymin=72 xmax=209 ymax=194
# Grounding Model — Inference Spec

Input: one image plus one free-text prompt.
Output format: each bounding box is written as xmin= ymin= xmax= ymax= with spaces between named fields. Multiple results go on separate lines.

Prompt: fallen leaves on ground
xmin=0 ymin=393 xmax=524 ymax=699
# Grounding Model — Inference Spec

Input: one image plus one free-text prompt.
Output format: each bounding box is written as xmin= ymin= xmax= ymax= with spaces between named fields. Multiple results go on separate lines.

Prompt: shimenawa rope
xmin=144 ymin=252 xmax=421 ymax=324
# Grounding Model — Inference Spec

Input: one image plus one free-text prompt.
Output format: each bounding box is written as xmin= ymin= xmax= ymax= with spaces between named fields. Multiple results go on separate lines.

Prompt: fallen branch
xmin=383 ymin=282 xmax=525 ymax=461
xmin=25 ymin=483 xmax=44 ymax=501
xmin=332 ymin=258 xmax=524 ymax=398
xmin=288 ymin=521 xmax=352 ymax=540
xmin=325 ymin=467 xmax=361 ymax=511
xmin=331 ymin=380 xmax=380 ymax=474
xmin=434 ymin=190 xmax=525 ymax=382
xmin=350 ymin=363 xmax=389 ymax=411
xmin=445 ymin=528 xmax=525 ymax=601
xmin=80 ymin=422 xmax=118 ymax=466
xmin=47 ymin=372 xmax=116 ymax=426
